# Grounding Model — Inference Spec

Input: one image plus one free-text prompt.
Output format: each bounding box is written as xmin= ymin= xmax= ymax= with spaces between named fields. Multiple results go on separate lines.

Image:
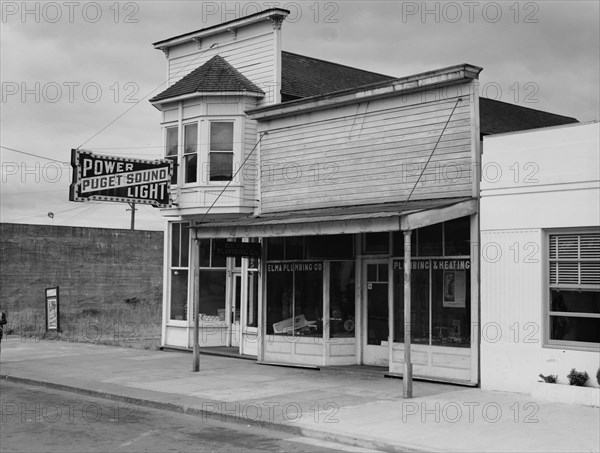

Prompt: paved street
xmin=0 ymin=381 xmax=378 ymax=453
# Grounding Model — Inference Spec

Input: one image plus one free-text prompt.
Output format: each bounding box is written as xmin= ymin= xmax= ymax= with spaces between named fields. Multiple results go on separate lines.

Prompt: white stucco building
xmin=480 ymin=121 xmax=600 ymax=395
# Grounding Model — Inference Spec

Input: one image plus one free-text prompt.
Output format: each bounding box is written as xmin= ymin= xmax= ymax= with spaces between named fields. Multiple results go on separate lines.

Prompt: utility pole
xmin=127 ymin=202 xmax=136 ymax=230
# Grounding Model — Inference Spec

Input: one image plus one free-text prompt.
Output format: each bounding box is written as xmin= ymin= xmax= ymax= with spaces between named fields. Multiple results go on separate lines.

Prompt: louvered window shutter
xmin=549 ymin=233 xmax=600 ymax=287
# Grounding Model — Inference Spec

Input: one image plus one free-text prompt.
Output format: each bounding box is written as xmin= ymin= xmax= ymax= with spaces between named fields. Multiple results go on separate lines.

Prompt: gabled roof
xmin=281 ymin=51 xmax=396 ymax=101
xmin=478 ymin=97 xmax=578 ymax=135
xmin=150 ymin=55 xmax=264 ymax=103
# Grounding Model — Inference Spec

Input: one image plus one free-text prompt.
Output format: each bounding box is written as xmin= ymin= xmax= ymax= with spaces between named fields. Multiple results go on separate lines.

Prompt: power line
xmin=0 ymin=146 xmax=70 ymax=165
xmin=76 ymin=43 xmax=219 ymax=150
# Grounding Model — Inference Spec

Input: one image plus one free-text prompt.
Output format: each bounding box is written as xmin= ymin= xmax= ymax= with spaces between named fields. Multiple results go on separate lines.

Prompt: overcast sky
xmin=1 ymin=0 xmax=599 ymax=231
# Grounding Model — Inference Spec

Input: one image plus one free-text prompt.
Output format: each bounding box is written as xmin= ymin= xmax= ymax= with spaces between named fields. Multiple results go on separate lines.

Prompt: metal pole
xmin=192 ymin=237 xmax=200 ymax=372
xmin=127 ymin=202 xmax=136 ymax=230
xmin=403 ymin=230 xmax=413 ymax=398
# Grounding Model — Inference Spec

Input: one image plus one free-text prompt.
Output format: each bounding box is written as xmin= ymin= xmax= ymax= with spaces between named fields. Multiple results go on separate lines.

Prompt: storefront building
xmin=150 ymin=8 xmax=579 ymax=386
xmin=480 ymin=122 xmax=599 ymax=395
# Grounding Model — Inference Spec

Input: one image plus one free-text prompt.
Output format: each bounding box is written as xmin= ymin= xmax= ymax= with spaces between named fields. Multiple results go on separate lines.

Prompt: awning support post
xmin=403 ymin=230 xmax=413 ymax=398
xmin=192 ymin=236 xmax=200 ymax=372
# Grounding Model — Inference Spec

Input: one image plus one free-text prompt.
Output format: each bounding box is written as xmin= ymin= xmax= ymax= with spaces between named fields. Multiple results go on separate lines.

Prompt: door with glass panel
xmin=362 ymin=259 xmax=390 ymax=366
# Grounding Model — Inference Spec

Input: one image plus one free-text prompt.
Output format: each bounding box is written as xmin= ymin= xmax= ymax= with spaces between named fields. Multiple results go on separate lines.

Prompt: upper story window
xmin=184 ymin=123 xmax=198 ymax=184
xmin=209 ymin=121 xmax=234 ymax=182
xmin=166 ymin=127 xmax=178 ymax=185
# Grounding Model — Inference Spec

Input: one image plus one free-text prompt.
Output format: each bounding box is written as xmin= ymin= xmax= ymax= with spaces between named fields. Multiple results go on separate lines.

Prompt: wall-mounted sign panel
xmin=69 ymin=149 xmax=172 ymax=208
xmin=45 ymin=287 xmax=60 ymax=331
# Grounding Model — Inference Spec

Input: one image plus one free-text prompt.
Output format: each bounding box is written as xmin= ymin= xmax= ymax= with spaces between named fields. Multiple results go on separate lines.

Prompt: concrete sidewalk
xmin=0 ymin=337 xmax=598 ymax=453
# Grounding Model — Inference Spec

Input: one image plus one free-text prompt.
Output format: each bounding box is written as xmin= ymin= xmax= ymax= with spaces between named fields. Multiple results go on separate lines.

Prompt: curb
xmin=1 ymin=373 xmax=436 ymax=453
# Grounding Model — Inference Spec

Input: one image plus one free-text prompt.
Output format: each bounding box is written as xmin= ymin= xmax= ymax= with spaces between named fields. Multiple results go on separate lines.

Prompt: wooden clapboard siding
xmin=242 ymin=98 xmax=259 ymax=209
xmin=168 ymin=32 xmax=276 ymax=106
xmin=260 ymin=90 xmax=475 ymax=212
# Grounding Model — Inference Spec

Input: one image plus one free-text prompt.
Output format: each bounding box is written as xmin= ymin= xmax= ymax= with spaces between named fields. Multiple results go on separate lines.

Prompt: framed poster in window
xmin=443 ymin=271 xmax=466 ymax=308
xmin=45 ymin=287 xmax=60 ymax=331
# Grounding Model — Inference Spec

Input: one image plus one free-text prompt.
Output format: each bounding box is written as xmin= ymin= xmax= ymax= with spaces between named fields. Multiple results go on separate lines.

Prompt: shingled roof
xmin=150 ymin=55 xmax=264 ymax=103
xmin=281 ymin=51 xmax=396 ymax=101
xmin=478 ymin=97 xmax=578 ymax=135
xmin=151 ymin=51 xmax=577 ymax=134
xmin=280 ymin=52 xmax=578 ymax=134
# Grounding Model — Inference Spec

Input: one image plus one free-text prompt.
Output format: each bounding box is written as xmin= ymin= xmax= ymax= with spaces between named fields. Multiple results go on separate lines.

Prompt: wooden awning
xmin=192 ymin=197 xmax=477 ymax=238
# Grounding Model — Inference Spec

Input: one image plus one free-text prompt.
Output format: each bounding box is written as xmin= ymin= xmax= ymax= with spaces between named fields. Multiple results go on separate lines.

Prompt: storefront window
xmin=198 ymin=238 xmax=227 ymax=321
xmin=431 ymin=260 xmax=471 ymax=347
xmin=170 ymin=223 xmax=189 ymax=321
xmin=330 ymin=262 xmax=355 ymax=338
xmin=393 ymin=260 xmax=430 ymax=344
xmin=266 ymin=262 xmax=323 ymax=336
xmin=198 ymin=270 xmax=226 ymax=321
xmin=170 ymin=269 xmax=188 ymax=321
xmin=444 ymin=216 xmax=471 ymax=255
xmin=246 ymin=270 xmax=259 ymax=328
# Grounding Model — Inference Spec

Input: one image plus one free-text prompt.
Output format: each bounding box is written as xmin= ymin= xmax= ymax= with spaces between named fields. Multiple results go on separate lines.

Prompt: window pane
xmin=170 ymin=269 xmax=188 ymax=321
xmin=209 ymin=152 xmax=233 ymax=181
xmin=168 ymin=156 xmax=178 ymax=185
xmin=285 ymin=237 xmax=304 ymax=260
xmin=418 ymin=223 xmax=443 ymax=256
xmin=551 ymin=289 xmax=600 ymax=314
xmin=184 ymin=124 xmax=197 ymax=181
xmin=166 ymin=127 xmax=178 ymax=155
xmin=266 ymin=237 xmax=284 ymax=261
xmin=171 ymin=223 xmax=180 ymax=267
xmin=212 ymin=239 xmax=227 ymax=268
xmin=210 ymin=122 xmax=234 ymax=151
xmin=166 ymin=127 xmax=178 ymax=185
xmin=266 ymin=267 xmax=294 ymax=334
xmin=330 ymin=262 xmax=355 ymax=338
xmin=246 ymin=271 xmax=259 ymax=328
xmin=393 ymin=261 xmax=430 ymax=344
xmin=184 ymin=154 xmax=197 ymax=184
xmin=199 ymin=239 xmax=211 ymax=267
xmin=184 ymin=124 xmax=197 ymax=153
xmin=306 ymin=234 xmax=354 ymax=260
xmin=364 ymin=233 xmax=388 ymax=254
xmin=392 ymin=231 xmax=417 ymax=257
xmin=367 ymin=281 xmax=388 ymax=345
xmin=180 ymin=224 xmax=189 ymax=267
xmin=266 ymin=263 xmax=323 ymax=336
xmin=198 ymin=270 xmax=226 ymax=319
xmin=431 ymin=265 xmax=470 ymax=347
xmin=550 ymin=316 xmax=600 ymax=343
xmin=293 ymin=265 xmax=323 ymax=337
xmin=445 ymin=216 xmax=471 ymax=256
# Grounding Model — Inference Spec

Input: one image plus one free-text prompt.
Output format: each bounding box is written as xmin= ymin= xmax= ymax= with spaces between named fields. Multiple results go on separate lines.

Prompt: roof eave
xmin=151 ymin=90 xmax=265 ymax=107
xmin=248 ymin=63 xmax=483 ymax=121
xmin=153 ymin=8 xmax=290 ymax=50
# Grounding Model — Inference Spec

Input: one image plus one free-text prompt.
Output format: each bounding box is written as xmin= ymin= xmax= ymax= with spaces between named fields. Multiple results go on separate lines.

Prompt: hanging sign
xmin=69 ymin=149 xmax=172 ymax=208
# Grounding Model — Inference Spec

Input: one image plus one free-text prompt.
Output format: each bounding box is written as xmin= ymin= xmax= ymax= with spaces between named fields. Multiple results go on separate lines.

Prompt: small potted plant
xmin=567 ymin=368 xmax=589 ymax=386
